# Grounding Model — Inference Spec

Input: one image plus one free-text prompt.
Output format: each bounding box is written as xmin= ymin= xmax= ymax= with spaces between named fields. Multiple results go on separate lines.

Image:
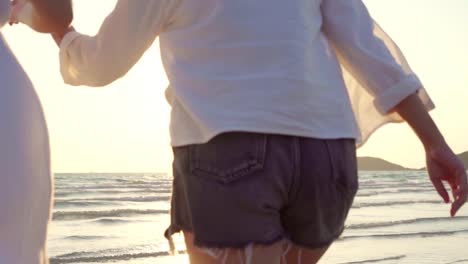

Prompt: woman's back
xmin=0 ymin=2 xmax=52 ymax=262
xmin=0 ymin=3 xmax=48 ymax=163
xmin=160 ymin=0 xmax=358 ymax=146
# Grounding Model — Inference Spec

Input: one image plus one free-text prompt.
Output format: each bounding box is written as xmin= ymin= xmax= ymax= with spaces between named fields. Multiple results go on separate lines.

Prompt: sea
xmin=49 ymin=171 xmax=468 ymax=264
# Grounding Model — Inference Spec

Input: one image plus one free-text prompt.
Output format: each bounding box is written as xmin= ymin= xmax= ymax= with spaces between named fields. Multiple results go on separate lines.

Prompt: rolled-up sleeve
xmin=59 ymin=0 xmax=179 ymax=87
xmin=321 ymin=0 xmax=435 ymax=146
xmin=321 ymin=0 xmax=433 ymax=114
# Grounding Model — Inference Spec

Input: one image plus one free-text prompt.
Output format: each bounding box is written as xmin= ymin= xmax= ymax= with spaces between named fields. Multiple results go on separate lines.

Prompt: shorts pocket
xmin=189 ymin=133 xmax=267 ymax=184
xmin=324 ymin=139 xmax=359 ymax=196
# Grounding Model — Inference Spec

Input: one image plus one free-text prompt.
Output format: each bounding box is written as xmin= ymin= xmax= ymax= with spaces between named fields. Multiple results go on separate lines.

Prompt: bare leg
xmin=183 ymin=231 xmax=286 ymax=264
xmin=283 ymin=244 xmax=330 ymax=264
xmin=184 ymin=232 xmax=218 ymax=264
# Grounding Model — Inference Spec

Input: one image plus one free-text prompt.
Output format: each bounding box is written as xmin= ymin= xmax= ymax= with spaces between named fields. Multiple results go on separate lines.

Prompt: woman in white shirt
xmin=0 ymin=1 xmax=71 ymax=263
xmin=23 ymin=0 xmax=468 ymax=263
xmin=0 ymin=2 xmax=52 ymax=263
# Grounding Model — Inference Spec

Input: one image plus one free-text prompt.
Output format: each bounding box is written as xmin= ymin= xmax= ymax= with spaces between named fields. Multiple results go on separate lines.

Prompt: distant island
xmin=357 ymin=157 xmax=409 ymax=171
xmin=358 ymin=151 xmax=468 ymax=171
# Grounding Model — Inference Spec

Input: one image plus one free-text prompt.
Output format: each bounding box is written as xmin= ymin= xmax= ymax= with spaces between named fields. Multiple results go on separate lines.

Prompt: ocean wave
xmin=341 ymin=255 xmax=406 ymax=264
xmin=341 ymin=229 xmax=468 ymax=240
xmin=54 ymin=188 xmax=171 ymax=197
xmin=356 ymin=187 xmax=436 ymax=197
xmin=54 ymin=173 xmax=168 ymax=178
xmin=55 ymin=183 xmax=172 ymax=190
xmin=356 ymin=192 xmax=379 ymax=197
xmin=447 ymin=259 xmax=468 ymax=264
xmin=392 ymin=187 xmax=434 ymax=193
xmin=65 ymin=235 xmax=111 ymax=241
xmin=55 ymin=195 xmax=171 ymax=203
xmin=347 ymin=216 xmax=468 ymax=230
xmin=119 ymin=179 xmax=171 ymax=185
xmin=53 ymin=209 xmax=169 ymax=220
xmin=50 ymin=250 xmax=186 ymax=264
xmin=92 ymin=218 xmax=135 ymax=224
xmin=352 ymin=199 xmax=443 ymax=208
xmin=54 ymin=200 xmax=114 ymax=207
xmin=357 ymin=184 xmax=432 ymax=191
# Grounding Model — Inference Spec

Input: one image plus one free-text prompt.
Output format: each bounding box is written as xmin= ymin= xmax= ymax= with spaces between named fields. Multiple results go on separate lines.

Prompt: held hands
xmin=9 ymin=0 xmax=73 ymax=35
xmin=9 ymin=0 xmax=38 ymax=27
xmin=9 ymin=0 xmax=23 ymax=25
xmin=426 ymin=143 xmax=468 ymax=217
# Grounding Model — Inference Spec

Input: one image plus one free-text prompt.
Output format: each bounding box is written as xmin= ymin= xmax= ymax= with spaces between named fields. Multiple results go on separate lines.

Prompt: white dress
xmin=0 ymin=1 xmax=52 ymax=263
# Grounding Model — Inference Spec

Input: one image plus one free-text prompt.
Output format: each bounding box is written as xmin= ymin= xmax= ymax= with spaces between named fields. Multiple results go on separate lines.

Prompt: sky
xmin=2 ymin=0 xmax=468 ymax=173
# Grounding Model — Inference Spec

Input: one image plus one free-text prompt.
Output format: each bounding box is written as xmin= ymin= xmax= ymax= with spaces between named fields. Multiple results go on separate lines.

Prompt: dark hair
xmin=32 ymin=0 xmax=73 ymax=33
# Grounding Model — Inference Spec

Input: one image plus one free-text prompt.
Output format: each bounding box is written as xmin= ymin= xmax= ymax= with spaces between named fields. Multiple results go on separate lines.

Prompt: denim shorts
xmin=165 ymin=132 xmax=358 ymax=249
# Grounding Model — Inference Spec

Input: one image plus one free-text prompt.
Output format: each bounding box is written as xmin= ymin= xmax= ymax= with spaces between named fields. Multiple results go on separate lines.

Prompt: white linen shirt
xmin=59 ymin=0 xmax=434 ymax=147
xmin=0 ymin=0 xmax=10 ymax=29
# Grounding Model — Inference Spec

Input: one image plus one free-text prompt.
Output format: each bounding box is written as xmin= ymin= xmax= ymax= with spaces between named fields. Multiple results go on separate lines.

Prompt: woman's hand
xmin=393 ymin=93 xmax=467 ymax=217
xmin=9 ymin=0 xmax=73 ymax=34
xmin=9 ymin=0 xmax=23 ymax=26
xmin=426 ymin=143 xmax=467 ymax=217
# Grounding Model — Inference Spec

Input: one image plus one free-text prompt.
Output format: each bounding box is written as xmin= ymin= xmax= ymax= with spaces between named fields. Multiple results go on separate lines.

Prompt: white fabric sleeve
xmin=321 ymin=0 xmax=435 ymax=146
xmin=59 ymin=0 xmax=179 ymax=87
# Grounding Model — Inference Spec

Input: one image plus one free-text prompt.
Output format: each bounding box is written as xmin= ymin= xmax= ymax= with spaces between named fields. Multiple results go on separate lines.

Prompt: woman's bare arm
xmin=393 ymin=93 xmax=467 ymax=216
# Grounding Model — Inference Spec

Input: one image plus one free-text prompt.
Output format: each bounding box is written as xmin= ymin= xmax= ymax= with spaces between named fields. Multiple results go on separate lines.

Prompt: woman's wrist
xmin=52 ymin=26 xmax=74 ymax=46
xmin=423 ymin=138 xmax=449 ymax=155
xmin=393 ymin=93 xmax=447 ymax=151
